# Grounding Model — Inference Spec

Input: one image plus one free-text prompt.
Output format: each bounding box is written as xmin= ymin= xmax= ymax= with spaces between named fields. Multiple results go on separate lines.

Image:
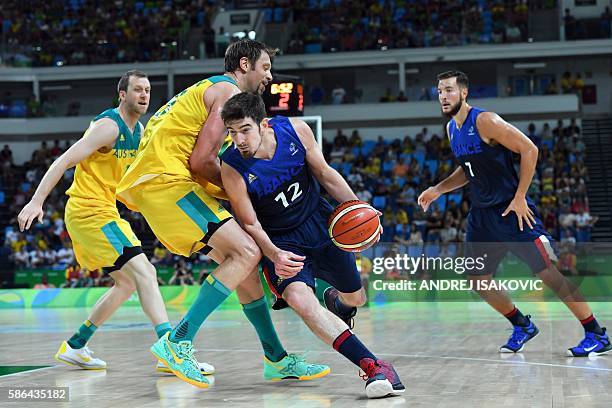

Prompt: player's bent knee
xmin=214 ymin=226 xmax=261 ymax=267
xmin=241 ymin=237 xmax=262 ymax=266
xmin=284 ymin=287 xmax=319 ymax=320
xmin=145 ymin=260 xmax=158 ymax=276
xmin=208 ymin=219 xmax=262 ymax=265
xmin=354 ymin=290 xmax=367 ymax=307
xmin=137 ymin=260 xmax=158 ymax=280
xmin=228 ymin=236 xmax=261 ymax=270
xmin=340 ymin=289 xmax=367 ymax=307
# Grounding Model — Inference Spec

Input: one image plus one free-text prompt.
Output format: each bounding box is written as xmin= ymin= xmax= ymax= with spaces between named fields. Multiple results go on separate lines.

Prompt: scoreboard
xmin=262 ymin=75 xmax=304 ymax=116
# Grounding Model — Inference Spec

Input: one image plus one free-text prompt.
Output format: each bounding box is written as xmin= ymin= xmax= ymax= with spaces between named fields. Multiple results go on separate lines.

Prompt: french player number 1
xmin=275 ymin=182 xmax=303 ymax=208
xmin=465 ymin=162 xmax=475 ymax=177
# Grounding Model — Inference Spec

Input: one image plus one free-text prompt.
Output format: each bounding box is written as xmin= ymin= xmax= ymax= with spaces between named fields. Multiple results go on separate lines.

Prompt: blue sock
xmin=170 ymin=275 xmax=231 ymax=342
xmin=155 ymin=322 xmax=172 ymax=339
xmin=504 ymin=307 xmax=528 ymax=327
xmin=333 ymin=329 xmax=376 ymax=367
xmin=67 ymin=320 xmax=97 ymax=349
xmin=581 ymin=314 xmax=604 ymax=334
xmin=242 ymin=296 xmax=287 ymax=362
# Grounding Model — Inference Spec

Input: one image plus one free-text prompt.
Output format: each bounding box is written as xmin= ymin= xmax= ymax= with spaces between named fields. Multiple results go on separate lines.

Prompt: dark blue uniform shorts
xmin=466 ymin=200 xmax=557 ymax=275
xmin=261 ymin=200 xmax=363 ymax=301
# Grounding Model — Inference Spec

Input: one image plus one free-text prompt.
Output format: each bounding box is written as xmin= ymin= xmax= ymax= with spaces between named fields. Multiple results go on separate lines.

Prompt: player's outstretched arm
xmin=418 ymin=166 xmax=468 ymax=212
xmin=190 ymin=82 xmax=239 ymax=187
xmin=17 ymin=119 xmax=118 ymax=231
xmin=477 ymin=111 xmax=538 ymax=230
xmin=292 ymin=119 xmax=358 ymax=203
xmin=220 ymin=162 xmax=305 ymax=278
xmin=419 ymin=121 xmax=468 ymax=212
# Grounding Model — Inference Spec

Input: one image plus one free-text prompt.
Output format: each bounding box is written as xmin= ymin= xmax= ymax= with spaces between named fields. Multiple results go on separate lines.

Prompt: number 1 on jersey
xmin=465 ymin=161 xmax=475 ymax=177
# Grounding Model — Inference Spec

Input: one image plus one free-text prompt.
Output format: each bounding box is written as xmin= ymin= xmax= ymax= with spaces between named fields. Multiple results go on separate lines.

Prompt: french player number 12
xmin=465 ymin=162 xmax=475 ymax=177
xmin=275 ymin=182 xmax=302 ymax=208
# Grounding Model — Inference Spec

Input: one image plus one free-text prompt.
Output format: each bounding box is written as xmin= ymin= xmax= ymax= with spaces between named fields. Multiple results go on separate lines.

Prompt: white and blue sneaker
xmin=499 ymin=315 xmax=539 ymax=353
xmin=566 ymin=328 xmax=611 ymax=357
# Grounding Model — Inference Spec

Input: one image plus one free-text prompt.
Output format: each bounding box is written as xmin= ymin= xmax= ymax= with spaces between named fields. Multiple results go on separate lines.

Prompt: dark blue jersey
xmin=221 ymin=116 xmax=321 ymax=234
xmin=449 ymin=107 xmax=521 ymax=208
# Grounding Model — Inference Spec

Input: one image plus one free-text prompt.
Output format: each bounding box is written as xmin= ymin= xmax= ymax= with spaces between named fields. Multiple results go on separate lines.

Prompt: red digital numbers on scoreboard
xmin=298 ymin=84 xmax=304 ymax=111
xmin=263 ymin=79 xmax=304 ymax=116
xmin=278 ymin=93 xmax=290 ymax=109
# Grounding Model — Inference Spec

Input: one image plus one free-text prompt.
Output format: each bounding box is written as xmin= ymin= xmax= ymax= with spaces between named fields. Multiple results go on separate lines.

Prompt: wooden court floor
xmin=0 ymin=301 xmax=610 ymax=407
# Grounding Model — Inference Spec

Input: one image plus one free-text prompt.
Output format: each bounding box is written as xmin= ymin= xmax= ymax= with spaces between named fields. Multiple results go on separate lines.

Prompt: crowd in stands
xmin=0 ymin=91 xmax=76 ymax=119
xmin=0 ymin=67 xmax=585 ymax=119
xmin=1 ymin=0 xmax=218 ymax=67
xmin=564 ymin=7 xmax=611 ymax=40
xmin=54 ymin=251 xmax=211 ymax=288
xmin=307 ymin=68 xmax=587 ymax=105
xmin=0 ymin=119 xmax=598 ymax=287
xmin=0 ymin=138 xmax=215 ymax=288
xmin=150 ymin=240 xmax=214 ymax=285
xmin=4 ymin=1 xmax=610 ymax=69
xmin=2 ymin=141 xmax=76 ymax=272
xmin=321 ymin=119 xmax=594 ymax=252
xmin=282 ymin=0 xmax=548 ymax=54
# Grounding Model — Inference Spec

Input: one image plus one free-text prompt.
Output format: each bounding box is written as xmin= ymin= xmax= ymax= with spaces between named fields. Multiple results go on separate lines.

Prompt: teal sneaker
xmin=151 ymin=332 xmax=210 ymax=388
xmin=264 ymin=353 xmax=330 ymax=381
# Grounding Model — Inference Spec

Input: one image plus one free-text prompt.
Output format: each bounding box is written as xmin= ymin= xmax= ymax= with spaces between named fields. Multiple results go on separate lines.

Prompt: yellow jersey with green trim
xmin=116 ymin=75 xmax=237 ymax=205
xmin=66 ymin=108 xmax=141 ymax=207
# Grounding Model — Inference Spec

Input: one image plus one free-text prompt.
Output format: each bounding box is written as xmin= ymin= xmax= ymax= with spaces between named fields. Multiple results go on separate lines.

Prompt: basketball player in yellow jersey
xmin=17 ymin=71 xmax=213 ymax=375
xmin=117 ymin=40 xmax=329 ymax=388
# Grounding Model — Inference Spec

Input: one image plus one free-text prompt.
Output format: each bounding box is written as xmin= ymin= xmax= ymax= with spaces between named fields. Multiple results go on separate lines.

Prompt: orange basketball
xmin=328 ymin=200 xmax=382 ymax=252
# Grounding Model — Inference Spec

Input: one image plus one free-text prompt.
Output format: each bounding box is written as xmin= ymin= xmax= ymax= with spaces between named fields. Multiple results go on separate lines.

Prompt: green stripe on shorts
xmin=176 ymin=191 xmax=220 ymax=234
xmin=101 ymin=221 xmax=132 ymax=254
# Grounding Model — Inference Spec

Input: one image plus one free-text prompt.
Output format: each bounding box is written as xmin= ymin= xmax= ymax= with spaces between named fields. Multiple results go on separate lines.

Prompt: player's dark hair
xmin=117 ymin=70 xmax=148 ymax=94
xmin=437 ymin=70 xmax=469 ymax=89
xmin=224 ymin=39 xmax=277 ymax=72
xmin=221 ymin=92 xmax=266 ymax=125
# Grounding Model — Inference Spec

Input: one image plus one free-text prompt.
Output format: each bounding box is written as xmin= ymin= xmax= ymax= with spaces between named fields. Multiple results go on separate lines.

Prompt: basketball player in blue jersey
xmin=418 ymin=70 xmax=610 ymax=357
xmin=219 ymin=92 xmax=405 ymax=399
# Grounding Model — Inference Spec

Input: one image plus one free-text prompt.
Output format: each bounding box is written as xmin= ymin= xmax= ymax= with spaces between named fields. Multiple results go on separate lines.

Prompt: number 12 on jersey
xmin=275 ymin=182 xmax=302 ymax=207
xmin=465 ymin=162 xmax=475 ymax=177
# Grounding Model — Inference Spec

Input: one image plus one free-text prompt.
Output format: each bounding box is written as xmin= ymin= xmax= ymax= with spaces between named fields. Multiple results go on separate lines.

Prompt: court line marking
xmin=199 ymin=348 xmax=612 ymax=373
xmin=0 ymin=365 xmax=59 ymax=379
xmin=377 ymin=352 xmax=612 ymax=373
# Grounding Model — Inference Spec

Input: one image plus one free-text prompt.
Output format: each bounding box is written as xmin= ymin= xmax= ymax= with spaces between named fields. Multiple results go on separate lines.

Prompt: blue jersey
xmin=449 ymin=107 xmax=520 ymax=208
xmin=221 ymin=116 xmax=321 ymax=234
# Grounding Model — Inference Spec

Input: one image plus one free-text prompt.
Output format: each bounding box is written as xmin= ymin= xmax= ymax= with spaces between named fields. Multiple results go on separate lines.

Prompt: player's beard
xmin=241 ymin=130 xmax=265 ymax=158
xmin=126 ymin=100 xmax=145 ymax=116
xmin=442 ymin=98 xmax=463 ymax=118
xmin=239 ymin=149 xmax=253 ymax=159
xmin=256 ymin=81 xmax=266 ymax=95
xmin=239 ymin=136 xmax=260 ymax=159
xmin=237 ymin=143 xmax=253 ymax=158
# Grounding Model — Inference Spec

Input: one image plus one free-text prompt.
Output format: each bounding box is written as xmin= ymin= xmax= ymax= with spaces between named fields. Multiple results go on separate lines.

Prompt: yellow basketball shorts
xmin=127 ymin=174 xmax=232 ymax=257
xmin=65 ymin=199 xmax=141 ymax=271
